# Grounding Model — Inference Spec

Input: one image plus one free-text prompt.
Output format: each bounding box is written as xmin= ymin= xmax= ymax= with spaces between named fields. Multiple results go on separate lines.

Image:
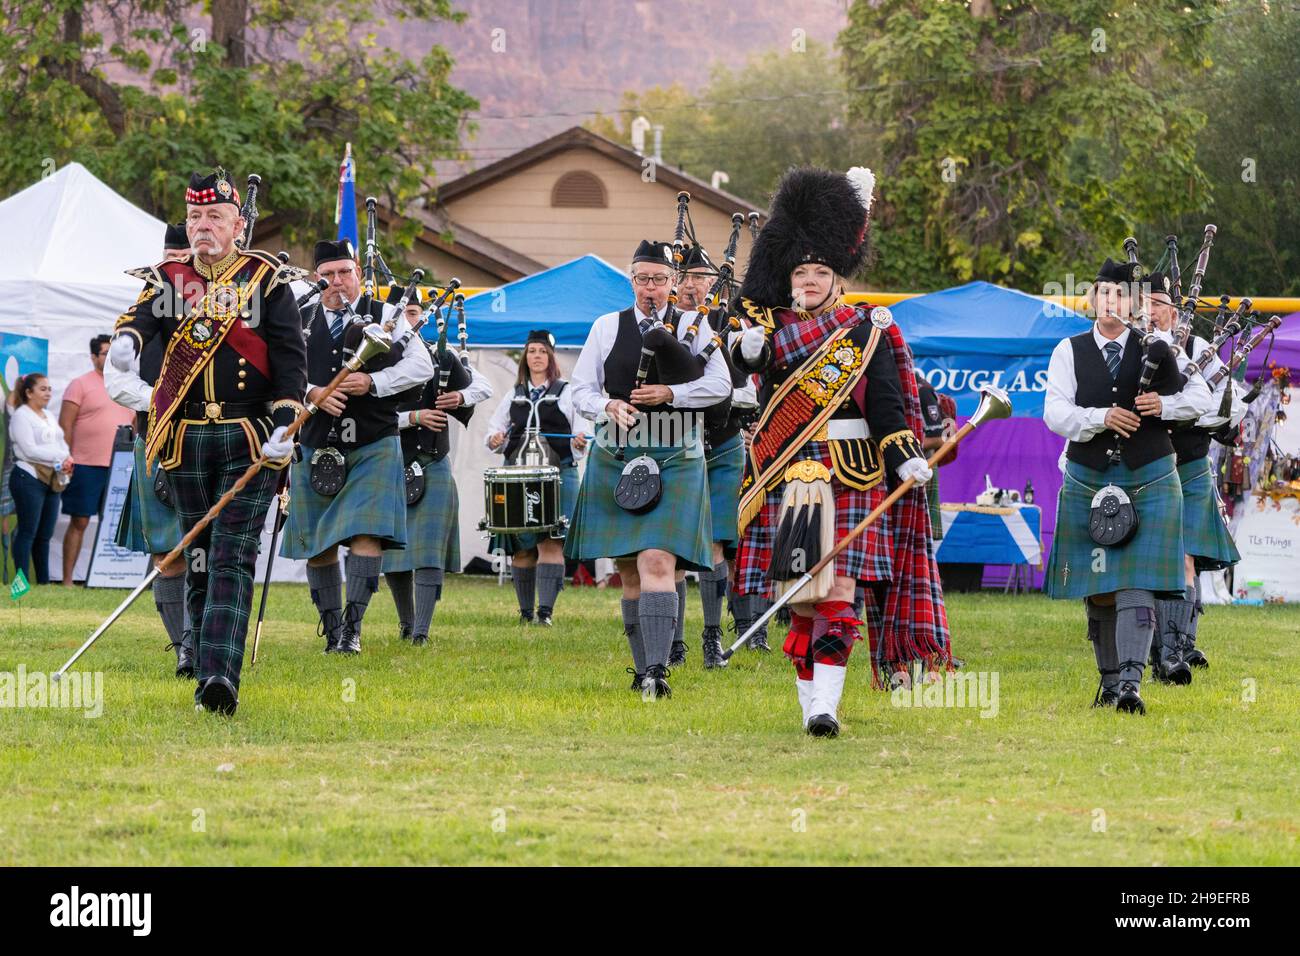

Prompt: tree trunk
xmin=52 ymin=4 xmax=127 ymax=138
xmin=211 ymin=0 xmax=249 ymax=68
xmin=970 ymin=0 xmax=994 ymax=18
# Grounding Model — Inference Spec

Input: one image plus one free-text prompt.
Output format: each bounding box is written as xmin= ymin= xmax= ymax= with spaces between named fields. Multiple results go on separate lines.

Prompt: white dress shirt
xmin=1044 ymin=325 xmax=1213 ymax=442
xmin=9 ymin=404 xmax=72 ymax=479
xmin=308 ymin=297 xmax=433 ymax=399
xmin=570 ymin=304 xmax=733 ymax=423
xmin=484 ymin=379 xmax=590 ymax=460
xmin=397 ymin=356 xmax=493 ymax=429
xmin=1168 ymin=333 xmax=1248 ymax=430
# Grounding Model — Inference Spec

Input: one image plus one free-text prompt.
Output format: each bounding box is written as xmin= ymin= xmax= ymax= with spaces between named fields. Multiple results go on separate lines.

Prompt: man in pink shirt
xmin=59 ymin=334 xmax=135 ymax=585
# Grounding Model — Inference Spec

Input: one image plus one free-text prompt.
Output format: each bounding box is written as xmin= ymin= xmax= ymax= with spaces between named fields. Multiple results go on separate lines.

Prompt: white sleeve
xmin=1158 ymin=359 xmax=1213 ymax=422
xmin=10 ymin=407 xmax=69 ymax=467
xmin=571 ymin=314 xmax=613 ymax=422
xmin=1043 ymin=339 xmax=1109 ymax=441
xmin=483 ymin=393 xmax=513 ymax=450
xmin=369 ymin=333 xmax=435 ymax=398
xmin=103 ymin=363 xmax=152 ymax=412
xmin=669 ymin=313 xmax=733 ymax=409
xmin=560 ymin=383 xmax=591 ymax=460
xmin=397 ymin=407 xmax=418 ymax=430
xmin=461 ymin=363 xmax=493 ymax=407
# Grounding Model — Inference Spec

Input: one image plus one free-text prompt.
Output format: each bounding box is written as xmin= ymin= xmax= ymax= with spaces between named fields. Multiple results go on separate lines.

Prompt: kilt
xmin=1044 ymin=453 xmax=1184 ymax=600
xmin=492 ymin=462 xmax=579 ymax=555
xmin=705 ymin=431 xmax=745 ymax=552
xmin=114 ymin=437 xmax=182 ymax=554
xmin=564 ymin=434 xmax=713 ymax=572
xmin=735 ymin=440 xmax=892 ymax=598
xmin=382 ymin=452 xmax=461 ymax=573
xmin=281 ymin=436 xmax=407 ymax=559
xmin=1179 ymin=458 xmax=1239 ymax=571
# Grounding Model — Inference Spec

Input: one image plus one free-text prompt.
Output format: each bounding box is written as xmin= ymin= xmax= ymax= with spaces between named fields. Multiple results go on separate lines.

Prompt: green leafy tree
xmin=0 ymin=0 xmax=477 ymax=253
xmin=840 ymin=0 xmax=1214 ymax=291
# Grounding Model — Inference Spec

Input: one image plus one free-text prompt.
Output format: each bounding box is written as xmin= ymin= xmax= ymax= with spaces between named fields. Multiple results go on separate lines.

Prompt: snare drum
xmin=481 ymin=464 xmax=561 ymax=534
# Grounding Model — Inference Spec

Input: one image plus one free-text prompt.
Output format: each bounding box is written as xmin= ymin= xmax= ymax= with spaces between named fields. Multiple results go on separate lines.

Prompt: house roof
xmin=434 ymin=125 xmax=768 ymax=218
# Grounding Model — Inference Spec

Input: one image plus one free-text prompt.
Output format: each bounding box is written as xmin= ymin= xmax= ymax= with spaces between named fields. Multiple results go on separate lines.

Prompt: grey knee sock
xmin=1085 ymin=599 xmax=1119 ymax=692
xmin=1186 ymin=582 xmax=1201 ymax=648
xmin=412 ymin=567 xmax=443 ymax=637
xmin=307 ymin=561 xmax=343 ymax=620
xmin=699 ymin=561 xmax=727 ymax=629
xmin=385 ymin=571 xmax=414 ymax=632
xmin=536 ymin=562 xmax=564 ymax=613
xmin=153 ymin=573 xmax=186 ymax=647
xmin=622 ymin=597 xmax=645 ymax=673
xmin=513 ymin=566 xmax=536 ymax=617
xmin=344 ymin=553 xmax=383 ymax=635
xmin=641 ymin=590 xmax=679 ymax=669
xmin=674 ymin=580 xmax=687 ymax=646
xmin=1115 ymin=589 xmax=1155 ymax=687
xmin=1154 ymin=595 xmax=1194 ymax=668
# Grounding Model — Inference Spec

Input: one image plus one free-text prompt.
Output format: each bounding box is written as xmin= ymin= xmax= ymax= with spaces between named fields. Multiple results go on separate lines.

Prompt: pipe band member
xmin=282 ymin=240 xmax=434 ymax=656
xmin=1145 ymin=269 xmax=1246 ymax=677
xmin=732 ymin=165 xmax=950 ymax=737
xmin=485 ymin=329 xmax=588 ymax=626
xmin=1043 ymin=257 xmax=1211 ymax=715
xmin=383 ymin=292 xmax=493 ymax=645
xmin=565 ymin=239 xmax=732 ymax=699
xmin=110 ymin=167 xmax=308 ymax=716
xmin=105 ymin=222 xmax=194 ymax=678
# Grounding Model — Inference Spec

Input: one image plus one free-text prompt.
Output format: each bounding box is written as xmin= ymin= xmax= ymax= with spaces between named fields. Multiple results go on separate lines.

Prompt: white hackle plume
xmin=846 ymin=166 xmax=876 ymax=216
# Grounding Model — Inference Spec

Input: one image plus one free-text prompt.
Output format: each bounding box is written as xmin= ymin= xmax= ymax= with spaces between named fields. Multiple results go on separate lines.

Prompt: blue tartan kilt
xmin=114 ymin=437 xmax=182 ymax=554
xmin=281 ymin=436 xmax=407 ymax=559
xmin=1044 ymin=453 xmax=1185 ymax=599
xmin=382 ymin=453 xmax=461 ymax=573
xmin=564 ymin=434 xmax=714 ymax=573
xmin=491 ymin=462 xmax=579 ymax=555
xmin=705 ymin=431 xmax=744 ymax=552
xmin=1179 ymin=458 xmax=1240 ymax=571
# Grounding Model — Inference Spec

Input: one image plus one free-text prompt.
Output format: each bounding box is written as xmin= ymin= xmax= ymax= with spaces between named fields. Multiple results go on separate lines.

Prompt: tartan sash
xmin=145 ymin=256 xmax=272 ymax=469
xmin=737 ymin=322 xmax=881 ymax=534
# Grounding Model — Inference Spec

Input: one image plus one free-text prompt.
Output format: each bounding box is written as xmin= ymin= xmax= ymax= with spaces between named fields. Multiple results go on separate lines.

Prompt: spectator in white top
xmin=7 ymin=373 xmax=73 ymax=584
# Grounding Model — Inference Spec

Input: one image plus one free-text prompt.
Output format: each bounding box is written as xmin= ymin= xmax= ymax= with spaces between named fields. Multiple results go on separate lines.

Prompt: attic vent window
xmin=552 ymin=171 xmax=607 ymax=208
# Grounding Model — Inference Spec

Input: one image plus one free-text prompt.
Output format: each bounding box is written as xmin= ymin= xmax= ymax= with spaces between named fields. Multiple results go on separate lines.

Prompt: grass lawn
xmin=1 ymin=579 xmax=1297 ymax=866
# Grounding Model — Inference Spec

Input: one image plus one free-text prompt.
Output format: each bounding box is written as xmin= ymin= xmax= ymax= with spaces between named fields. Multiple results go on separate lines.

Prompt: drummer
xmin=484 ymin=329 xmax=589 ymax=626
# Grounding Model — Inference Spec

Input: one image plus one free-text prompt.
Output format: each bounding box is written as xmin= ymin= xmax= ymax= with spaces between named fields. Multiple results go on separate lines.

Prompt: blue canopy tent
xmin=890 ymin=282 xmax=1092 ymax=588
xmin=438 ymin=254 xmax=631 ymax=348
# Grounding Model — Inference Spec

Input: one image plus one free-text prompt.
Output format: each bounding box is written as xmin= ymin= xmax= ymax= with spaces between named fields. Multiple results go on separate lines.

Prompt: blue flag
xmin=335 ymin=144 xmax=359 ymax=249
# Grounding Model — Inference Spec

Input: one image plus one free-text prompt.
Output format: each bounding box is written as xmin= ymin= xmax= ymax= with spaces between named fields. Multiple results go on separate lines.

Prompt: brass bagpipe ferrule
xmin=1171 ymin=224 xmax=1217 ymax=353
xmin=1109 ymin=238 xmax=1167 ymax=465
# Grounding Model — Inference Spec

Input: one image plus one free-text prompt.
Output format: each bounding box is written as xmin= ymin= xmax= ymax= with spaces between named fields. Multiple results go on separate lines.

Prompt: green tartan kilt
xmin=705 ymin=430 xmax=744 ymax=552
xmin=114 ymin=436 xmax=182 ymax=554
xmin=491 ymin=462 xmax=578 ymax=555
xmin=281 ymin=435 xmax=407 ymax=559
xmin=1044 ymin=453 xmax=1185 ymax=599
xmin=1179 ymin=458 xmax=1240 ymax=571
xmin=382 ymin=452 xmax=461 ymax=573
xmin=564 ymin=435 xmax=713 ymax=572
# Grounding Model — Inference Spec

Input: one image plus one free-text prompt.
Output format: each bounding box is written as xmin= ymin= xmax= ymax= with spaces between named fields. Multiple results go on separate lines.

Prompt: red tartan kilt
xmin=736 ymin=464 xmax=893 ymax=599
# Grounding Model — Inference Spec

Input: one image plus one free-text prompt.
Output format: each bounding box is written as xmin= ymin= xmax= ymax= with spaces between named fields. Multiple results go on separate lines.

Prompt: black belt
xmin=182 ymin=400 xmax=270 ymax=421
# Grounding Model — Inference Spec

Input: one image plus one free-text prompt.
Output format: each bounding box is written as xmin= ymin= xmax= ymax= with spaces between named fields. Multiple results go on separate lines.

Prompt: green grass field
xmin=2 ymin=579 xmax=1297 ymax=866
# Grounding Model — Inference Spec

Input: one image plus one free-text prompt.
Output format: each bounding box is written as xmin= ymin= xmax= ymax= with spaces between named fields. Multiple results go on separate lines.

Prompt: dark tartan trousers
xmin=168 ymin=422 xmax=278 ymax=699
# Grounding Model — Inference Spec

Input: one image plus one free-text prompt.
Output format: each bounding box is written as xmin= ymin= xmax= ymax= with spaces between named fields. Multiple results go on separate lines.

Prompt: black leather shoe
xmin=1116 ymin=682 xmax=1146 ymax=715
xmin=335 ymin=628 xmax=361 ymax=655
xmin=399 ymin=624 xmax=413 ymax=642
xmin=641 ymin=664 xmax=672 ymax=699
xmin=199 ymin=675 xmax=238 ymax=716
xmin=174 ymin=632 xmax=195 ymax=680
xmin=1185 ymin=649 xmax=1209 ymax=668
xmin=1155 ymin=660 xmax=1193 ymax=685
xmin=411 ymin=633 xmax=429 ymax=647
xmin=1092 ymin=687 xmax=1119 ymax=708
xmin=807 ymin=712 xmax=840 ymax=737
xmin=626 ymin=667 xmax=644 ymax=692
xmin=701 ymin=626 xmax=727 ymax=669
xmin=518 ymin=609 xmax=534 ymax=625
xmin=536 ymin=607 xmax=554 ymax=627
xmin=668 ymin=640 xmax=687 ymax=667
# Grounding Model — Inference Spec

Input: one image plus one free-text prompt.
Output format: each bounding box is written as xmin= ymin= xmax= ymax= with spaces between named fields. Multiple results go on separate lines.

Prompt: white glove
xmin=897 ymin=457 xmax=933 ymax=485
xmin=109 ymin=334 xmax=138 ymax=372
xmin=261 ymin=425 xmax=295 ymax=463
xmin=739 ymin=325 xmax=767 ymax=362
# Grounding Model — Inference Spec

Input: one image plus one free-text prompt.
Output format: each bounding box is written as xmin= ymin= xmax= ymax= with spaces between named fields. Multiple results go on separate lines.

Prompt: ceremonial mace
xmin=52 ymin=322 xmax=414 ymax=682
xmin=720 ymin=385 xmax=1013 ymax=661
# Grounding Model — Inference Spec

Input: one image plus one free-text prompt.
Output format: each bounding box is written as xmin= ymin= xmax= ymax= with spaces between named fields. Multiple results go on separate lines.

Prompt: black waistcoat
xmin=1065 ymin=332 xmax=1181 ymax=471
xmin=1169 ymin=340 xmax=1213 ymax=465
xmin=603 ymin=308 xmax=677 ymax=414
xmin=396 ymin=345 xmax=473 ymax=462
xmin=504 ymin=380 xmax=573 ymax=465
xmin=300 ymin=299 xmax=405 ymax=449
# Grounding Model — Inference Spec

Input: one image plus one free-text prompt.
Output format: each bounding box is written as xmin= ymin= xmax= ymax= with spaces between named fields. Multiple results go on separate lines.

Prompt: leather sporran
xmin=404 ymin=459 xmax=426 ymax=506
xmin=309 ymin=446 xmax=347 ymax=497
xmin=614 ymin=454 xmax=661 ymax=514
xmin=1088 ymin=484 xmax=1139 ymax=547
xmin=152 ymin=467 xmax=174 ymax=509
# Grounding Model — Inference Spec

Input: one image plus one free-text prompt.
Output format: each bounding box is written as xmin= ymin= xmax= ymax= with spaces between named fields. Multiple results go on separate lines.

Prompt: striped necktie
xmin=1103 ymin=341 xmax=1122 ymax=380
xmin=329 ymin=310 xmax=345 ymax=344
xmin=529 ymin=385 xmax=545 ymax=402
